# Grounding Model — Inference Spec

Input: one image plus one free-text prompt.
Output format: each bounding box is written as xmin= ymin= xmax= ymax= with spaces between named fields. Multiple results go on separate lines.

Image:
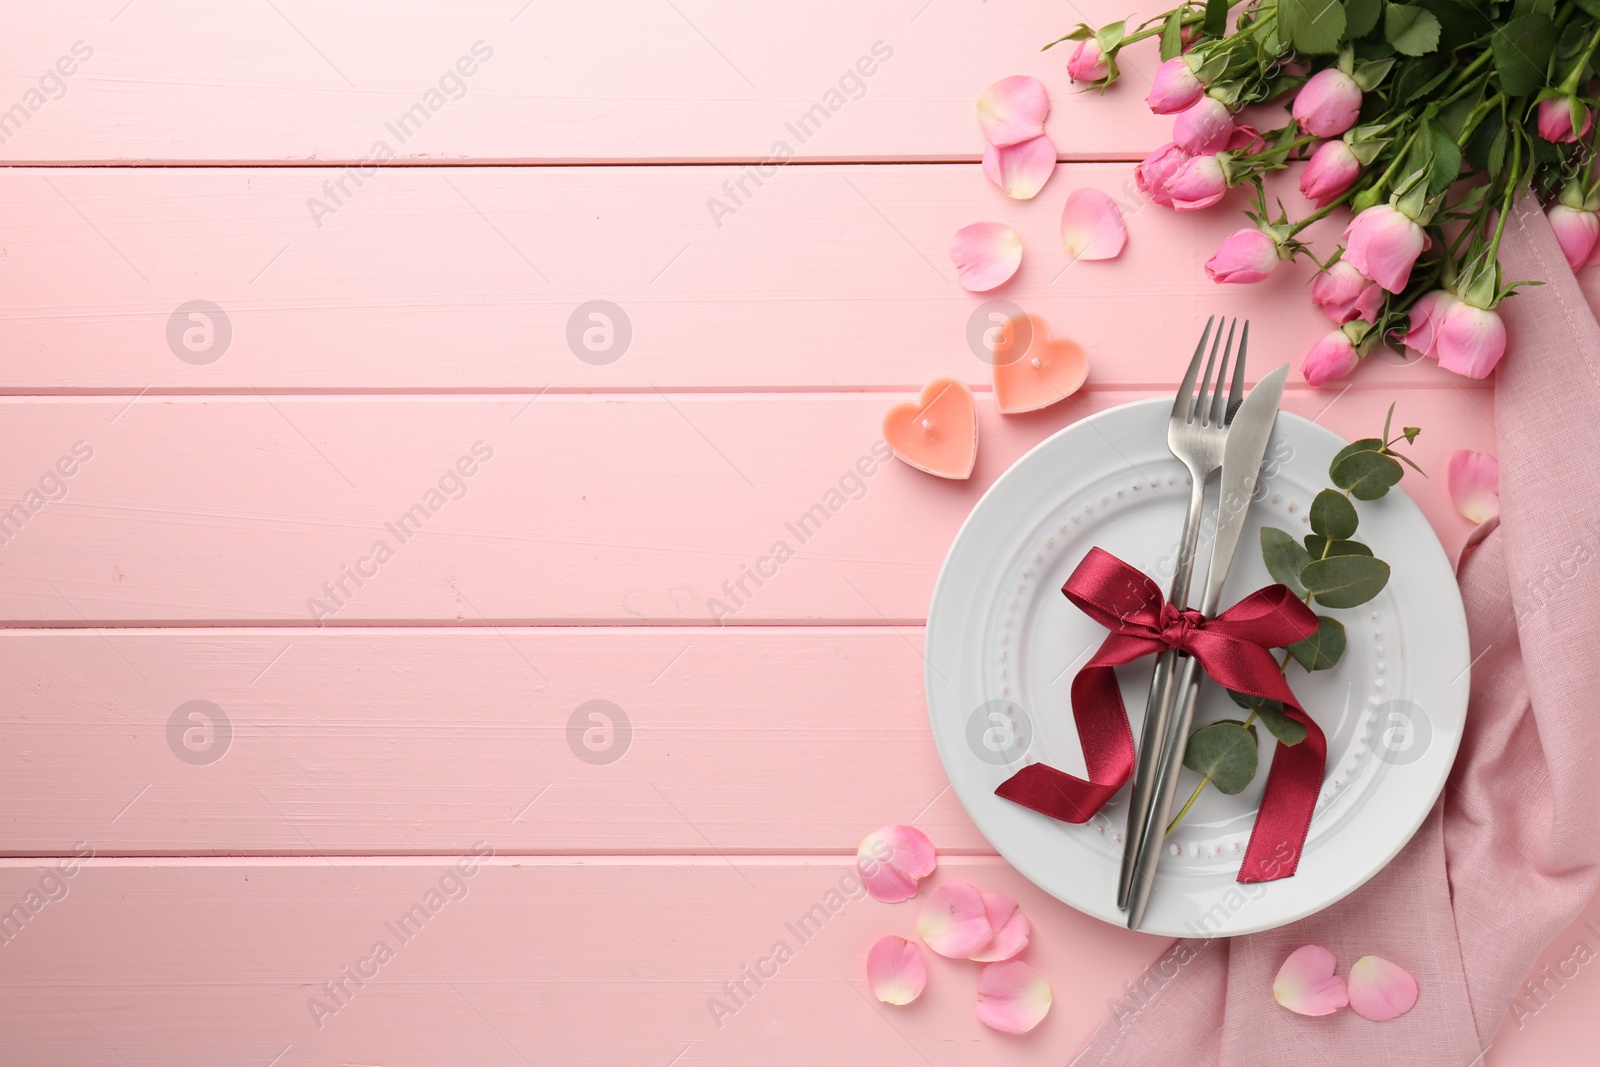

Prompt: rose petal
xmin=950 ymin=222 xmax=1023 ymax=292
xmin=1059 ymin=188 xmax=1127 ymax=262
xmin=1347 ymin=955 xmax=1419 ymax=1022
xmin=970 ymin=891 xmax=1031 ymax=962
xmin=916 ymin=881 xmax=992 ymax=957
xmin=1273 ymin=945 xmax=1349 ymax=1017
xmin=866 ymin=934 xmax=928 ymax=1006
xmin=856 ymin=824 xmax=937 ymax=903
xmin=977 ymin=76 xmax=1049 ymax=147
xmin=975 ymin=960 xmax=1052 ymax=1034
xmin=982 ymin=134 xmax=1056 ymax=200
xmin=1448 ymin=449 xmax=1500 ymax=525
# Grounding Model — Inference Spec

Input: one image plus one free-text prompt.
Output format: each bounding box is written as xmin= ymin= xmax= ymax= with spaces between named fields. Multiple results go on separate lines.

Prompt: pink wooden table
xmin=0 ymin=2 xmax=1589 ymax=1062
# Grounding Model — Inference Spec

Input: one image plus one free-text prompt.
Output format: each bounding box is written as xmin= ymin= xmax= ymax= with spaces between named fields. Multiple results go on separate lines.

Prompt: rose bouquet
xmin=1052 ymin=0 xmax=1600 ymax=385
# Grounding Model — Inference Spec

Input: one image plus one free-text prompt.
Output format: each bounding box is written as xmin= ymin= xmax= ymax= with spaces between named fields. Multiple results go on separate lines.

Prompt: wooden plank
xmin=0 ymin=0 xmax=1171 ymax=165
xmin=0 ymin=390 xmax=1490 ymax=625
xmin=0 ymin=627 xmax=985 ymax=855
xmin=0 ymin=857 xmax=1167 ymax=1065
xmin=0 ymin=164 xmax=1461 ymax=392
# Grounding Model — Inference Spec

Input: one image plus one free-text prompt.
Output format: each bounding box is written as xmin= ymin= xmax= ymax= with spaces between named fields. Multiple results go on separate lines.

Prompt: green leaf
xmin=1402 ymin=426 xmax=1421 ymax=443
xmin=1261 ymin=527 xmax=1312 ymax=599
xmin=1309 ymin=489 xmax=1359 ymax=539
xmin=1352 ymin=57 xmax=1395 ymax=91
xmin=1426 ymin=118 xmax=1463 ymax=195
xmin=1332 ymin=449 xmax=1405 ymax=499
xmin=1492 ymin=14 xmax=1558 ymax=98
xmin=1286 ymin=615 xmax=1348 ymax=671
xmin=1385 ymin=4 xmax=1441 ymax=56
xmin=1345 ymin=0 xmax=1382 ymax=37
xmin=1576 ymin=0 xmax=1600 ymax=20
xmin=1159 ymin=9 xmax=1186 ymax=60
xmin=1304 ymin=534 xmax=1374 ymax=558
xmin=1203 ymin=0 xmax=1231 ymax=37
xmin=1395 ymin=53 xmax=1450 ymax=103
xmin=1227 ymin=691 xmax=1308 ymax=745
xmin=1329 ymin=437 xmax=1381 ymax=472
xmin=1183 ymin=720 xmax=1260 ymax=794
xmin=1301 ymin=554 xmax=1392 ymax=608
xmin=1281 ymin=0 xmax=1347 ymax=55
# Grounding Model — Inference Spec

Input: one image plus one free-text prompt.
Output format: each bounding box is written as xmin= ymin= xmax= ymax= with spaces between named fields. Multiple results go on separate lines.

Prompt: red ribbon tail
xmin=994 ymin=763 xmax=1122 ymax=824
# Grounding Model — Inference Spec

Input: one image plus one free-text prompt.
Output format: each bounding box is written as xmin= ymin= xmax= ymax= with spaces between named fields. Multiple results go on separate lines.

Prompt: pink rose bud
xmin=1302 ymin=327 xmax=1361 ymax=387
xmin=1537 ymin=96 xmax=1593 ymax=144
xmin=1227 ymin=124 xmax=1266 ymax=154
xmin=1067 ymin=38 xmax=1111 ymax=84
xmin=1147 ymin=56 xmax=1205 ymax=114
xmin=1134 ymin=142 xmax=1192 ymax=208
xmin=1435 ymin=300 xmax=1507 ymax=379
xmin=1299 ymin=139 xmax=1362 ymax=207
xmin=1312 ymin=260 xmax=1385 ymax=324
xmin=1173 ymin=96 xmax=1235 ymax=154
xmin=1164 ymin=154 xmax=1228 ymax=211
xmin=1292 ymin=69 xmax=1363 ymax=138
xmin=1342 ymin=205 xmax=1427 ymax=293
xmin=1548 ymin=203 xmax=1600 ymax=270
xmin=1205 ymin=227 xmax=1281 ymax=284
xmin=1402 ymin=290 xmax=1460 ymax=359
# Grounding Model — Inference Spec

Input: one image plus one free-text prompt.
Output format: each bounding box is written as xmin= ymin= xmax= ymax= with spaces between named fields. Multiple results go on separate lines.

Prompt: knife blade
xmin=1125 ymin=363 xmax=1289 ymax=931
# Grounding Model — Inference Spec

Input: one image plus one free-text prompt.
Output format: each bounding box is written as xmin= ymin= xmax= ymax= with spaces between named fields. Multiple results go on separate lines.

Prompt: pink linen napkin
xmin=1070 ymin=196 xmax=1600 ymax=1065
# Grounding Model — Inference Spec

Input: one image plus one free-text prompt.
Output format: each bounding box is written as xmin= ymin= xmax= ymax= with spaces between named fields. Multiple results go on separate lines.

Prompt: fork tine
xmin=1191 ymin=317 xmax=1224 ymax=423
xmin=1225 ymin=321 xmax=1249 ymax=423
xmin=1173 ymin=316 xmax=1214 ymax=419
xmin=1207 ymin=319 xmax=1237 ymax=427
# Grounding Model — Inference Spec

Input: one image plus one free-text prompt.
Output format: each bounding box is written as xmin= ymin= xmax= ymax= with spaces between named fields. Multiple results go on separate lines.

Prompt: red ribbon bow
xmin=995 ymin=547 xmax=1324 ymax=883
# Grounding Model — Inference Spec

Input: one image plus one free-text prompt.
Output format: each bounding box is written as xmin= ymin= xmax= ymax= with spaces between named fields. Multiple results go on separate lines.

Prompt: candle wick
xmin=1030 ymin=357 xmax=1042 ymax=368
xmin=921 ymin=418 xmax=933 ymax=431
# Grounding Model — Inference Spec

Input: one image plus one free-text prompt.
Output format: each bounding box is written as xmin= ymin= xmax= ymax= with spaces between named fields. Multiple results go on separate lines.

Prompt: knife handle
xmin=1116 ymin=648 xmax=1178 ymax=910
xmin=1125 ymin=653 xmax=1208 ymax=931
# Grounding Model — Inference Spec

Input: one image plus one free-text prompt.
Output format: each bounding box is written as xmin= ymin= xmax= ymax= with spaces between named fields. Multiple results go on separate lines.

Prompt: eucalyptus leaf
xmin=1385 ymin=4 xmax=1442 ymax=56
xmin=1261 ymin=527 xmax=1312 ymax=598
xmin=1301 ymin=554 xmax=1392 ymax=608
xmin=1183 ymin=720 xmax=1260 ymax=794
xmin=1332 ymin=449 xmax=1405 ymax=499
xmin=1287 ymin=615 xmax=1348 ymax=671
xmin=1310 ymin=489 xmax=1359 ymax=539
xmin=1492 ymin=13 xmax=1558 ymax=98
xmin=1227 ymin=691 xmax=1308 ymax=745
xmin=1304 ymin=534 xmax=1374 ymax=558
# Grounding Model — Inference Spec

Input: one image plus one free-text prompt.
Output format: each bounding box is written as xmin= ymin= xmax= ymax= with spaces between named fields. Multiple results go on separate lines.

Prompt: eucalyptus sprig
xmin=1167 ymin=404 xmax=1422 ymax=832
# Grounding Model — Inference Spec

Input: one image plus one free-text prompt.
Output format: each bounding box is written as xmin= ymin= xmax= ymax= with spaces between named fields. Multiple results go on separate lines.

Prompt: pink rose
xmin=1434 ymin=301 xmax=1507 ymax=379
xmin=1173 ymin=96 xmax=1235 ymax=154
xmin=1146 ymin=56 xmax=1204 ymax=114
xmin=1292 ymin=69 xmax=1362 ymax=138
xmin=1164 ymin=154 xmax=1227 ymax=211
xmin=1402 ymin=290 xmax=1460 ymax=358
xmin=1299 ymin=139 xmax=1361 ymax=207
xmin=1342 ymin=205 xmax=1427 ymax=293
xmin=1067 ymin=38 xmax=1110 ymax=84
xmin=1205 ymin=227 xmax=1281 ymax=284
xmin=1134 ymin=142 xmax=1192 ymax=208
xmin=1302 ymin=328 xmax=1361 ymax=387
xmin=1547 ymin=203 xmax=1600 ymax=270
xmin=1312 ymin=260 xmax=1385 ymax=324
xmin=1537 ymin=96 xmax=1593 ymax=144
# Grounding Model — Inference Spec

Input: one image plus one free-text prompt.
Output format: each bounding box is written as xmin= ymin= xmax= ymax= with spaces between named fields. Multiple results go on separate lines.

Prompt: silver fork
xmin=1116 ymin=317 xmax=1247 ymax=910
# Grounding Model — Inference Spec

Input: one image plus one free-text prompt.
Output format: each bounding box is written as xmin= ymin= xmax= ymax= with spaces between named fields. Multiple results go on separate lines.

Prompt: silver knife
xmin=1125 ymin=364 xmax=1289 ymax=931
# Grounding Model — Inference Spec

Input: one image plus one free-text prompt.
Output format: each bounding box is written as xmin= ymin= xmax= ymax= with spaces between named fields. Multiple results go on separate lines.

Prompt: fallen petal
xmin=917 ymin=881 xmax=993 ymax=958
xmin=856 ymin=824 xmax=938 ymax=903
xmin=1060 ymin=188 xmax=1127 ymax=262
xmin=975 ymin=960 xmax=1053 ymax=1034
xmin=1448 ymin=449 xmax=1500 ymax=525
xmin=982 ymin=135 xmax=1057 ymax=200
xmin=866 ymin=934 xmax=928 ymax=1005
xmin=1347 ymin=955 xmax=1418 ymax=1021
xmin=1273 ymin=945 xmax=1349 ymax=1017
xmin=950 ymin=222 xmax=1023 ymax=292
xmin=970 ymin=891 xmax=1031 ymax=961
xmin=977 ymin=76 xmax=1050 ymax=147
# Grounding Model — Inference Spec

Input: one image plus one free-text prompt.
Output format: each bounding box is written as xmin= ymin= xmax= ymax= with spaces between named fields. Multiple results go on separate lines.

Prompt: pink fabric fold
xmin=1071 ymin=197 xmax=1600 ymax=1065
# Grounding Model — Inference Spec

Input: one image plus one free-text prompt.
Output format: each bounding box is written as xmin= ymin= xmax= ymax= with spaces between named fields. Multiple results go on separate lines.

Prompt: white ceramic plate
xmin=925 ymin=398 xmax=1469 ymax=937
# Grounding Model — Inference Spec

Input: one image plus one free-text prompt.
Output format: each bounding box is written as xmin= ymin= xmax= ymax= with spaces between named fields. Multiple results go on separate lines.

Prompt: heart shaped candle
xmin=883 ymin=379 xmax=978 ymax=479
xmin=992 ymin=314 xmax=1088 ymax=414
